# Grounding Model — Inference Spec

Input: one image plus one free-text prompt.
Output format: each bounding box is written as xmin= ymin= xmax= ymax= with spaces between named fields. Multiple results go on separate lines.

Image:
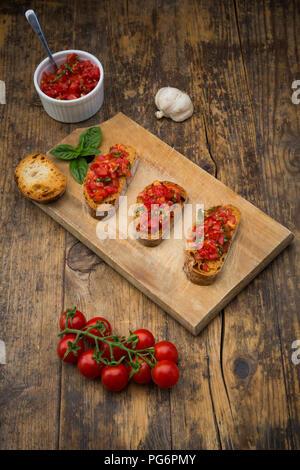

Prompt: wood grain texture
xmin=35 ymin=112 xmax=292 ymax=335
xmin=0 ymin=0 xmax=74 ymax=449
xmin=0 ymin=0 xmax=299 ymax=450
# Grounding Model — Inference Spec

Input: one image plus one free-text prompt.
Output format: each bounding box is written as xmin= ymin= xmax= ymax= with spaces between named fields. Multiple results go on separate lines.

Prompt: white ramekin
xmin=34 ymin=49 xmax=104 ymax=123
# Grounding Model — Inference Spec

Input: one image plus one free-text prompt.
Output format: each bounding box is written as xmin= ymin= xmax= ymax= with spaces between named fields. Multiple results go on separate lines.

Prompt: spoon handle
xmin=25 ymin=9 xmax=57 ymax=68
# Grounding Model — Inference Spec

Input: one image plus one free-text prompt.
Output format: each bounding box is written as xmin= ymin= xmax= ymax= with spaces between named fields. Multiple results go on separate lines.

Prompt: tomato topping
xmin=40 ymin=53 xmax=100 ymax=100
xmin=137 ymin=181 xmax=181 ymax=234
xmin=85 ymin=144 xmax=132 ymax=203
xmin=189 ymin=206 xmax=237 ymax=264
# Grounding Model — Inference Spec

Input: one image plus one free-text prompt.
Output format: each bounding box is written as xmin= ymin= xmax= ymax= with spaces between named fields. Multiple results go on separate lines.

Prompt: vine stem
xmin=59 ymin=325 xmax=156 ymax=368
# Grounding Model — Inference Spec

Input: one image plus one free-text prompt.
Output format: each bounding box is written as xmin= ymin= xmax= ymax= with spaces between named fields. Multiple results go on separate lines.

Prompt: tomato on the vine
xmin=152 ymin=360 xmax=179 ymax=388
xmin=128 ymin=357 xmax=152 ymax=384
xmin=154 ymin=341 xmax=178 ymax=363
xmin=84 ymin=317 xmax=112 ymax=344
xmin=56 ymin=307 xmax=180 ymax=393
xmin=57 ymin=334 xmax=84 ymax=363
xmin=100 ymin=337 xmax=127 ymax=361
xmin=59 ymin=308 xmax=86 ymax=331
xmin=133 ymin=329 xmax=155 ymax=350
xmin=101 ymin=364 xmax=129 ymax=392
xmin=77 ymin=349 xmax=103 ymax=379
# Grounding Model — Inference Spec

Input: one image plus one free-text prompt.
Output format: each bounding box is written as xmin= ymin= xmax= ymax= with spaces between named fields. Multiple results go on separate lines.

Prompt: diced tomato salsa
xmin=40 ymin=53 xmax=100 ymax=100
xmin=137 ymin=181 xmax=182 ymax=234
xmin=187 ymin=205 xmax=237 ymax=267
xmin=85 ymin=144 xmax=132 ymax=203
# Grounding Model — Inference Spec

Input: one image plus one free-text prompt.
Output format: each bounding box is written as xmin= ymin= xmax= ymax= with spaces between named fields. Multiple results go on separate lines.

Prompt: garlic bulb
xmin=155 ymin=87 xmax=193 ymax=122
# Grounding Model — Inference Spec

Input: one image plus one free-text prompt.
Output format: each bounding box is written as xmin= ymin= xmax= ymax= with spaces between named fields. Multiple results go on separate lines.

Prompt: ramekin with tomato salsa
xmin=34 ymin=49 xmax=104 ymax=123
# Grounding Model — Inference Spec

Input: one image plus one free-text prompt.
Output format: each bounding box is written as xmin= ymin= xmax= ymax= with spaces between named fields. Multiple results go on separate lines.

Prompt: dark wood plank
xmin=166 ymin=0 xmax=299 ymax=449
xmin=57 ymin=0 xmax=221 ymax=450
xmin=0 ymin=0 xmax=75 ymax=449
xmin=233 ymin=0 xmax=300 ymax=449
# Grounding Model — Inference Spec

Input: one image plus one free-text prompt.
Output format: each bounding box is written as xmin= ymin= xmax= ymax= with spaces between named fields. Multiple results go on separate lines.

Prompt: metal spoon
xmin=25 ymin=9 xmax=58 ymax=70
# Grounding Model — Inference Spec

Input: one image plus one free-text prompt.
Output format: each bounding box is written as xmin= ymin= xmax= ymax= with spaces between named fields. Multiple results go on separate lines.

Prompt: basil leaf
xmin=50 ymin=144 xmax=80 ymax=160
xmin=69 ymin=157 xmax=88 ymax=184
xmin=64 ymin=64 xmax=74 ymax=74
xmin=51 ymin=70 xmax=67 ymax=83
xmin=78 ymin=126 xmax=102 ymax=151
xmin=207 ymin=205 xmax=221 ymax=213
xmin=79 ymin=147 xmax=102 ymax=157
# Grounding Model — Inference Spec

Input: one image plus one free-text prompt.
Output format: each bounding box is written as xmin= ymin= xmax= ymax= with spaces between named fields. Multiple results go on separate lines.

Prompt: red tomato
xmin=84 ymin=317 xmax=112 ymax=344
xmin=128 ymin=357 xmax=152 ymax=384
xmin=152 ymin=360 xmax=180 ymax=388
xmin=100 ymin=337 xmax=127 ymax=361
xmin=154 ymin=341 xmax=178 ymax=363
xmin=133 ymin=329 xmax=155 ymax=350
xmin=77 ymin=349 xmax=103 ymax=379
xmin=40 ymin=53 xmax=100 ymax=100
xmin=57 ymin=334 xmax=84 ymax=363
xmin=86 ymin=146 xmax=132 ymax=203
xmin=202 ymin=262 xmax=209 ymax=272
xmin=101 ymin=364 xmax=129 ymax=392
xmin=59 ymin=308 xmax=86 ymax=331
xmin=137 ymin=182 xmax=181 ymax=233
xmin=191 ymin=205 xmax=238 ymax=266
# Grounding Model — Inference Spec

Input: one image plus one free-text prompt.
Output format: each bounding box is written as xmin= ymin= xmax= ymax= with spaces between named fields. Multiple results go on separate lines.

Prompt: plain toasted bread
xmin=14 ymin=153 xmax=66 ymax=204
xmin=135 ymin=181 xmax=188 ymax=247
xmin=184 ymin=204 xmax=241 ymax=285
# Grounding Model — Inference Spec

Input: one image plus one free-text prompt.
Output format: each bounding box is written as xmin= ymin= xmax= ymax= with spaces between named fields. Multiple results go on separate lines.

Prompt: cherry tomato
xmin=128 ymin=357 xmax=152 ymax=384
xmin=57 ymin=334 xmax=84 ymax=363
xmin=77 ymin=349 xmax=103 ymax=379
xmin=84 ymin=317 xmax=112 ymax=344
xmin=101 ymin=364 xmax=129 ymax=392
xmin=100 ymin=337 xmax=127 ymax=361
xmin=152 ymin=360 xmax=180 ymax=388
xmin=154 ymin=341 xmax=178 ymax=363
xmin=133 ymin=329 xmax=155 ymax=350
xmin=59 ymin=308 xmax=86 ymax=331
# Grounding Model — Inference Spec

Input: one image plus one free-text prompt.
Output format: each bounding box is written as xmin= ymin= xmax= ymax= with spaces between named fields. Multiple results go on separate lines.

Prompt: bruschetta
xmin=184 ymin=204 xmax=241 ymax=285
xmin=83 ymin=144 xmax=139 ymax=219
xmin=135 ymin=180 xmax=188 ymax=246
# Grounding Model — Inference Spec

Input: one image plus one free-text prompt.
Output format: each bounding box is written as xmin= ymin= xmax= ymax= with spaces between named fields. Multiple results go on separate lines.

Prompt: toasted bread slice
xmin=14 ymin=153 xmax=66 ymax=204
xmin=83 ymin=145 xmax=139 ymax=220
xmin=184 ymin=204 xmax=241 ymax=285
xmin=135 ymin=181 xmax=188 ymax=247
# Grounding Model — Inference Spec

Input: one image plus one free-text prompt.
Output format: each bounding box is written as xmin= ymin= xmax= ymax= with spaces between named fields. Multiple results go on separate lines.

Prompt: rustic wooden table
xmin=0 ymin=0 xmax=299 ymax=450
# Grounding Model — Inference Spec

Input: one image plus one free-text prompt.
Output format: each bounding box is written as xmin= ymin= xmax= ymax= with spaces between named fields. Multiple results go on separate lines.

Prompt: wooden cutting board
xmin=36 ymin=112 xmax=294 ymax=335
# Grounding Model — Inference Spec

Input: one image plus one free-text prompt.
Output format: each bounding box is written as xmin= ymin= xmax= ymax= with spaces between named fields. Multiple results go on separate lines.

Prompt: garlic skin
xmin=155 ymin=87 xmax=194 ymax=122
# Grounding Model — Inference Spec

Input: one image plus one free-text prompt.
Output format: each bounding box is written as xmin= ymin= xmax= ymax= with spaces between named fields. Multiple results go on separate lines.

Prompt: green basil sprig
xmin=69 ymin=158 xmax=88 ymax=185
xmin=50 ymin=126 xmax=102 ymax=184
